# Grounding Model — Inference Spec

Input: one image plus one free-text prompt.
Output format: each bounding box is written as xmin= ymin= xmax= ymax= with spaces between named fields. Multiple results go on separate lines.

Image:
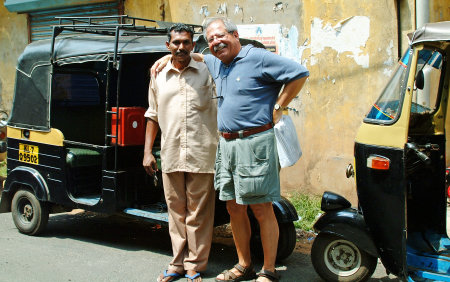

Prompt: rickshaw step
xmin=408 ymin=270 xmax=450 ymax=281
xmin=123 ymin=208 xmax=169 ymax=223
xmin=73 ymin=196 xmax=101 ymax=205
xmin=407 ymin=249 xmax=450 ymax=278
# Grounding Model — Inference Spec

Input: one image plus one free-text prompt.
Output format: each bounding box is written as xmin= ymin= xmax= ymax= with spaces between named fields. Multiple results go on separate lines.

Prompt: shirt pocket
xmin=190 ymin=85 xmax=212 ymax=111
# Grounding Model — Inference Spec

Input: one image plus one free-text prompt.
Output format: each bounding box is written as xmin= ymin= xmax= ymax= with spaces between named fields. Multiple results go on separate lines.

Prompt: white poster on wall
xmin=237 ymin=24 xmax=281 ymax=54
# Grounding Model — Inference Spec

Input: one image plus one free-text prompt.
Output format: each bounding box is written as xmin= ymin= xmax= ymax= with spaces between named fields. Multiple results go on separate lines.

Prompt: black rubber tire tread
xmin=311 ymin=233 xmax=377 ymax=282
xmin=11 ymin=189 xmax=49 ymax=236
xmin=250 ymin=219 xmax=297 ymax=261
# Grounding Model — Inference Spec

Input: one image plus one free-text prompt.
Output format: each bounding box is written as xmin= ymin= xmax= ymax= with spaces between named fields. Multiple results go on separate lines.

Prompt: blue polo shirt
xmin=204 ymin=44 xmax=309 ymax=132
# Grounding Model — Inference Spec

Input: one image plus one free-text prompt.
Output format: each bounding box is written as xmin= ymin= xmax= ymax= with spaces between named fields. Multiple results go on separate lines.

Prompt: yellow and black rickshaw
xmin=0 ymin=16 xmax=298 ymax=261
xmin=311 ymin=21 xmax=450 ymax=281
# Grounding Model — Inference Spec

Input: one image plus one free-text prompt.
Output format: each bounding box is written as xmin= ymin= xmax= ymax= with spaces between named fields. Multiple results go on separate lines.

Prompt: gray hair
xmin=202 ymin=17 xmax=238 ymax=38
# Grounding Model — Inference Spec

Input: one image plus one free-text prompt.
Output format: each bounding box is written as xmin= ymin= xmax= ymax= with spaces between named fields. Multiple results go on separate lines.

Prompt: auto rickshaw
xmin=0 ymin=15 xmax=298 ymax=260
xmin=311 ymin=21 xmax=450 ymax=281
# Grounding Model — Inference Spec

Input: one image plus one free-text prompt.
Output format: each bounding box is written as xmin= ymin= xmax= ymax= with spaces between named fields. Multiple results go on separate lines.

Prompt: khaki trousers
xmin=163 ymin=172 xmax=215 ymax=273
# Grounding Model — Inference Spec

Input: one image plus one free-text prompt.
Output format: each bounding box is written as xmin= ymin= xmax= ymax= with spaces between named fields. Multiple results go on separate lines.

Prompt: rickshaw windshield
xmin=364 ymin=49 xmax=411 ymax=124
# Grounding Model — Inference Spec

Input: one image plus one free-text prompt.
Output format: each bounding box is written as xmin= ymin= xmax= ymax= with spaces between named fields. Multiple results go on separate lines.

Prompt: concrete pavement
xmin=0 ymin=209 xmax=402 ymax=282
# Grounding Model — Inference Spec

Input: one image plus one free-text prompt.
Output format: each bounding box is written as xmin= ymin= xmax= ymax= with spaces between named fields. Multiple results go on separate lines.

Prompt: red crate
xmin=111 ymin=107 xmax=146 ymax=146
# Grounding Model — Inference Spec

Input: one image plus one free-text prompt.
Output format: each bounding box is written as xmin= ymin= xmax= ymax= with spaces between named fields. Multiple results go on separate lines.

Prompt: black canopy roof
xmin=10 ymin=34 xmax=171 ymax=131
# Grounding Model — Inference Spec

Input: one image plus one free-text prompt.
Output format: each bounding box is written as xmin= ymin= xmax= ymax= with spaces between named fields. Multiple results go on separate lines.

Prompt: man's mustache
xmin=175 ymin=50 xmax=189 ymax=55
xmin=213 ymin=43 xmax=227 ymax=52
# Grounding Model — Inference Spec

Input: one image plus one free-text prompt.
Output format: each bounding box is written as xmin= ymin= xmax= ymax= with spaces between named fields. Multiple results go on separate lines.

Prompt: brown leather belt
xmin=220 ymin=123 xmax=273 ymax=140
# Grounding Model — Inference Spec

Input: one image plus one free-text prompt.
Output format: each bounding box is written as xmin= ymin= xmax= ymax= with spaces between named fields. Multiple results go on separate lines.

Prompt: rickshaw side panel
xmin=354 ymin=142 xmax=406 ymax=276
xmin=1 ymin=137 xmax=71 ymax=210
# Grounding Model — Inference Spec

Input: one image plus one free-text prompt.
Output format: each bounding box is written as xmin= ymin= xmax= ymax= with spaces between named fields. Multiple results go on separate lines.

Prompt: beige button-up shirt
xmin=145 ymin=58 xmax=218 ymax=173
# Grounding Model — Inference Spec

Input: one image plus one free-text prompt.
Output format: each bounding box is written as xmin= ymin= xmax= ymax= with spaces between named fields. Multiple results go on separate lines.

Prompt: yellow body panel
xmin=7 ymin=127 xmax=64 ymax=146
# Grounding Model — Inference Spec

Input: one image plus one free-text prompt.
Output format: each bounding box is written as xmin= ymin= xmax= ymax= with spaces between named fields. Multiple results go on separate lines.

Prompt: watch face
xmin=275 ymin=104 xmax=280 ymax=110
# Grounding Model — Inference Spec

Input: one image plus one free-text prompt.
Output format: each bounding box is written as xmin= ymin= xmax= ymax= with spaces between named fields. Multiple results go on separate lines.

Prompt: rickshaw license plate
xmin=19 ymin=143 xmax=39 ymax=164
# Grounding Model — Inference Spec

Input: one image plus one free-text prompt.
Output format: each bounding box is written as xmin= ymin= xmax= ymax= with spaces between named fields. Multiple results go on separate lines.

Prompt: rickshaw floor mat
xmin=423 ymin=230 xmax=450 ymax=254
xmin=408 ymin=231 xmax=450 ymax=255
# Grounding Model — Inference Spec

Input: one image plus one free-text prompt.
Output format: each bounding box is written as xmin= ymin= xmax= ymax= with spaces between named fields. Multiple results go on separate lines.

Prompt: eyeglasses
xmin=207 ymin=33 xmax=228 ymax=44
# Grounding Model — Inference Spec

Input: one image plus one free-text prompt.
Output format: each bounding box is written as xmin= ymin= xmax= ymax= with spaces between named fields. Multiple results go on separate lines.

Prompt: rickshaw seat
xmin=66 ymin=148 xmax=101 ymax=168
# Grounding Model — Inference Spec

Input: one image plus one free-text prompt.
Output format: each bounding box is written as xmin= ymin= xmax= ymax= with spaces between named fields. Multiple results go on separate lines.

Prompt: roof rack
xmin=53 ymin=15 xmax=202 ymax=37
xmin=50 ymin=15 xmax=203 ymax=65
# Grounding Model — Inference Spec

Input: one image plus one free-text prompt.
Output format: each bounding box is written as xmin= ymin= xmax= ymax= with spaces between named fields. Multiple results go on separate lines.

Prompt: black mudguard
xmin=273 ymin=196 xmax=299 ymax=223
xmin=314 ymin=208 xmax=378 ymax=258
xmin=0 ymin=166 xmax=49 ymax=213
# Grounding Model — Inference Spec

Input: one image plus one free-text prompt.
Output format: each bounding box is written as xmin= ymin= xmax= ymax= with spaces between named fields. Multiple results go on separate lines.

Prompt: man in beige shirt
xmin=143 ymin=24 xmax=217 ymax=282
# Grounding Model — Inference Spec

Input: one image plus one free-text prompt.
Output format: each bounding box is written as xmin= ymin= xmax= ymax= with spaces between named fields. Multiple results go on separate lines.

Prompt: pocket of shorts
xmin=248 ymin=132 xmax=273 ymax=161
xmin=236 ymin=162 xmax=270 ymax=197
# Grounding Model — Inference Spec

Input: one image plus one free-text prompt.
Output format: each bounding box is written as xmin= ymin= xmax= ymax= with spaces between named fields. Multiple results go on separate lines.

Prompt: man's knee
xmin=250 ymin=202 xmax=275 ymax=222
xmin=226 ymin=200 xmax=247 ymax=217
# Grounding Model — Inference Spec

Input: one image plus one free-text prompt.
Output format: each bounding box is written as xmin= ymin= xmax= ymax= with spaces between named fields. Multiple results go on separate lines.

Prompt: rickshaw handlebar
xmin=406 ymin=142 xmax=434 ymax=166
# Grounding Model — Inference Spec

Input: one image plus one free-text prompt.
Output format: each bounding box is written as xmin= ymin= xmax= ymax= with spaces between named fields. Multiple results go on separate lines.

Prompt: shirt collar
xmin=223 ymin=44 xmax=253 ymax=67
xmin=235 ymin=44 xmax=253 ymax=59
xmin=166 ymin=56 xmax=201 ymax=73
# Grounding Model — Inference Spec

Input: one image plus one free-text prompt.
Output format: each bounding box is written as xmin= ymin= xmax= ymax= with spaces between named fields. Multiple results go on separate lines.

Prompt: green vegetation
xmin=0 ymin=160 xmax=6 ymax=178
xmin=289 ymin=192 xmax=322 ymax=232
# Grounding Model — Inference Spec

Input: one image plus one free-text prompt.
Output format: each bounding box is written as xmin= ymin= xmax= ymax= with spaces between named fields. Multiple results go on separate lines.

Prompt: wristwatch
xmin=274 ymin=103 xmax=283 ymax=111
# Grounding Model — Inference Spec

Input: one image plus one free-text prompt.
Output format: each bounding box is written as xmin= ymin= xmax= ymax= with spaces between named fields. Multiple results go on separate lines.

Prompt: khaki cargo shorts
xmin=214 ymin=129 xmax=280 ymax=205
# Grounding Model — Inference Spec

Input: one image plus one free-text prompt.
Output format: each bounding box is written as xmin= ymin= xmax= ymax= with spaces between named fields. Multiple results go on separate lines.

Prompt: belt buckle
xmin=238 ymin=130 xmax=244 ymax=138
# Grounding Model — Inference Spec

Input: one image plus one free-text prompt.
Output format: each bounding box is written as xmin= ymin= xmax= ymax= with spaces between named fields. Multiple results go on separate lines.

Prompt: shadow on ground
xmin=42 ymin=210 xmax=399 ymax=281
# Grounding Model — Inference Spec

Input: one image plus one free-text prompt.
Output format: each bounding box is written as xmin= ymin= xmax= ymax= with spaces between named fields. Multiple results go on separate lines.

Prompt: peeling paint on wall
xmin=217 ymin=3 xmax=227 ymax=15
xmin=310 ymin=16 xmax=370 ymax=68
xmin=383 ymin=40 xmax=395 ymax=77
xmin=278 ymin=25 xmax=308 ymax=66
xmin=199 ymin=5 xmax=210 ymax=17
xmin=238 ymin=24 xmax=307 ymax=66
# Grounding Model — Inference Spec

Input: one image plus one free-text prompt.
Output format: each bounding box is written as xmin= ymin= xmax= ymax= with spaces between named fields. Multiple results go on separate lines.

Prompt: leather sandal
xmin=215 ymin=263 xmax=257 ymax=282
xmin=254 ymin=269 xmax=279 ymax=282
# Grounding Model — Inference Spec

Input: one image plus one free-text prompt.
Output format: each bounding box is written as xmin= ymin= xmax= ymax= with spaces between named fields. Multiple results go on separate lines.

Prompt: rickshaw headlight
xmin=321 ymin=191 xmax=351 ymax=211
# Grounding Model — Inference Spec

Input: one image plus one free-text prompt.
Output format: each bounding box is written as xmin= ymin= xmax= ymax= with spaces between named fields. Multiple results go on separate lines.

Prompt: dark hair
xmin=168 ymin=23 xmax=194 ymax=42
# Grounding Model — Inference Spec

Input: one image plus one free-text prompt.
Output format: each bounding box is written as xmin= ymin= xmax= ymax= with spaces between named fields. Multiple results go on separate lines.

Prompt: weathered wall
xmin=0 ymin=5 xmax=28 ymax=112
xmin=292 ymin=0 xmax=400 ymax=203
xmin=124 ymin=0 xmax=171 ymax=22
xmin=430 ymin=0 xmax=450 ymax=23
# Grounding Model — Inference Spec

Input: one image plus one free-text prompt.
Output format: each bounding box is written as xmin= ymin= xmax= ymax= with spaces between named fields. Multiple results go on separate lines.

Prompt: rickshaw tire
xmin=275 ymin=222 xmax=296 ymax=261
xmin=250 ymin=219 xmax=296 ymax=261
xmin=11 ymin=189 xmax=49 ymax=236
xmin=311 ymin=233 xmax=377 ymax=282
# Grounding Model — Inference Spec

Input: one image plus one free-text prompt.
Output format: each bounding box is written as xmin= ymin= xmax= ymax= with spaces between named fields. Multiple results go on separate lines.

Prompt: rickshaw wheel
xmin=11 ymin=189 xmax=49 ymax=236
xmin=311 ymin=233 xmax=377 ymax=282
xmin=250 ymin=220 xmax=296 ymax=261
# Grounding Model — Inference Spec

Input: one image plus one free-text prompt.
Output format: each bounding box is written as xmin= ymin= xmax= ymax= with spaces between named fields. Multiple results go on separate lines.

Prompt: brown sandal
xmin=215 ymin=263 xmax=257 ymax=282
xmin=254 ymin=269 xmax=279 ymax=282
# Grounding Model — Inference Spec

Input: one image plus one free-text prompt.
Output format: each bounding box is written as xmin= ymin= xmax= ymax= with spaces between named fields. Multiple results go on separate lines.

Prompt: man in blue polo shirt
xmin=202 ymin=17 xmax=309 ymax=282
xmin=152 ymin=17 xmax=309 ymax=282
